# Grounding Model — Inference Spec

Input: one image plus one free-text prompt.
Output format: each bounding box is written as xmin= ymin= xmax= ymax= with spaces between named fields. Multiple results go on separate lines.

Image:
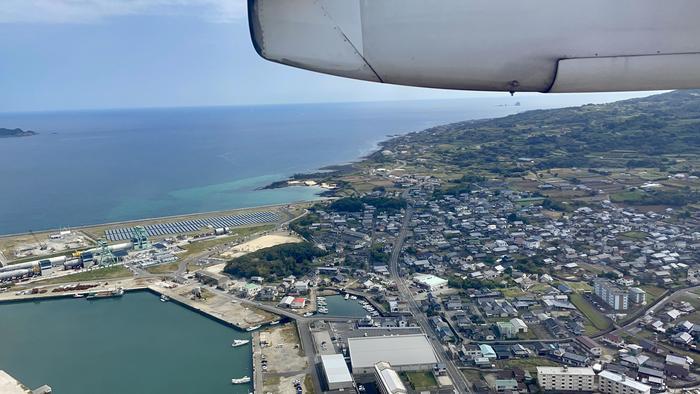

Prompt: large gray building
xmin=593 ymin=278 xmax=629 ymax=310
xmin=537 ymin=366 xmax=596 ymax=392
xmin=348 ymin=334 xmax=438 ymax=375
xmin=320 ymin=354 xmax=354 ymax=390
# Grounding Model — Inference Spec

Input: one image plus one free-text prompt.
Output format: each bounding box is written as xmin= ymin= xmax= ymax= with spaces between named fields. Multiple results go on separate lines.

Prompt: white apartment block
xmin=537 ymin=366 xmax=596 ymax=392
xmin=598 ymin=370 xmax=651 ymax=394
xmin=594 ymin=279 xmax=629 ymax=310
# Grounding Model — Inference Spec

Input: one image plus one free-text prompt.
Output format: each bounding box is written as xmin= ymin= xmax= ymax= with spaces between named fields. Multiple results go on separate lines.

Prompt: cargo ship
xmin=86 ymin=288 xmax=124 ymax=300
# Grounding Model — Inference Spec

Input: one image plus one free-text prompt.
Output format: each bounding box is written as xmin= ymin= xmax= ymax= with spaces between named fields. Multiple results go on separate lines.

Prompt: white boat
xmin=160 ymin=295 xmax=170 ymax=302
xmin=246 ymin=325 xmax=261 ymax=332
xmin=231 ymin=376 xmax=251 ymax=384
xmin=344 ymin=294 xmax=350 ymax=300
xmin=350 ymin=295 xmax=357 ymax=300
xmin=317 ymin=297 xmax=326 ymax=301
xmin=270 ymin=320 xmax=281 ymax=325
xmin=73 ymin=294 xmax=84 ymax=298
xmin=231 ymin=339 xmax=250 ymax=347
xmin=303 ymin=312 xmax=314 ymax=317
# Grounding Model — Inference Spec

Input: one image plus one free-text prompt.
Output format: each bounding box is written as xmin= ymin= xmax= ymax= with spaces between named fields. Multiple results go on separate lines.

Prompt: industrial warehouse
xmin=320 ymin=354 xmax=354 ymax=391
xmin=0 ymin=208 xmax=286 ymax=286
xmin=347 ymin=334 xmax=439 ymax=375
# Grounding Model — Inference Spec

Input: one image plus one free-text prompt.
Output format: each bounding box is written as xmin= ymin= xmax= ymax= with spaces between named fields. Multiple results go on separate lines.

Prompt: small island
xmin=0 ymin=128 xmax=37 ymax=138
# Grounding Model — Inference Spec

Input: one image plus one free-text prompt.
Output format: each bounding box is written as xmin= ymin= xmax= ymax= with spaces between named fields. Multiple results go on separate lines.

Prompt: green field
xmin=404 ymin=371 xmax=438 ymax=390
xmin=181 ymin=225 xmax=275 ymax=257
xmin=639 ymin=285 xmax=666 ymax=304
xmin=569 ymin=293 xmax=612 ymax=332
xmin=563 ymin=281 xmax=593 ymax=292
xmin=620 ymin=231 xmax=648 ymax=240
xmin=610 ymin=191 xmax=646 ymax=203
xmin=30 ymin=265 xmax=132 ymax=286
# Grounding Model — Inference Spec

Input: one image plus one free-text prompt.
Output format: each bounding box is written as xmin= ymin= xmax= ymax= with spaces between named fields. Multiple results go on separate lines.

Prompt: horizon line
xmin=0 ymin=92 xmax=650 ymax=116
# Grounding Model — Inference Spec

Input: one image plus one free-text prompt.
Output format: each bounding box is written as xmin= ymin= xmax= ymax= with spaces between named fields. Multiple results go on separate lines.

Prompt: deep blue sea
xmin=0 ymin=95 xmax=645 ymax=234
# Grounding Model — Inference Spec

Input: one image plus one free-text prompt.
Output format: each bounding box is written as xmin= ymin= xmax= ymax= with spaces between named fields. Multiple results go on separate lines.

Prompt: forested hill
xmin=372 ymin=90 xmax=700 ymax=174
xmin=0 ymin=128 xmax=37 ymax=138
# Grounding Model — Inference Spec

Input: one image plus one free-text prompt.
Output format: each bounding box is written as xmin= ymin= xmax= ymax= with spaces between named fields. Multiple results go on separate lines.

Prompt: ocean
xmin=0 ymin=94 xmax=645 ymax=235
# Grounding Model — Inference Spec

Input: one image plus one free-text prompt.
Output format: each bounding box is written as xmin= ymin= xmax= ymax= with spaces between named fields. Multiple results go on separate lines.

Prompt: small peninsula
xmin=0 ymin=128 xmax=37 ymax=138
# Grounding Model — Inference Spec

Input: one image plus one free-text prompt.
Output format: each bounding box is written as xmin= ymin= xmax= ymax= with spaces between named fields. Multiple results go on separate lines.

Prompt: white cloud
xmin=0 ymin=0 xmax=246 ymax=24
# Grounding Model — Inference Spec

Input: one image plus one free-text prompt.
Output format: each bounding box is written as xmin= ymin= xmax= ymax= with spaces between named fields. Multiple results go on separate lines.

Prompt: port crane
xmin=96 ymin=239 xmax=117 ymax=266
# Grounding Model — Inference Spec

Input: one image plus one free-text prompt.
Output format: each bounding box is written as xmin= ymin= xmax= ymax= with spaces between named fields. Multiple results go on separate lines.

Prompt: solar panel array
xmin=104 ymin=211 xmax=280 ymax=241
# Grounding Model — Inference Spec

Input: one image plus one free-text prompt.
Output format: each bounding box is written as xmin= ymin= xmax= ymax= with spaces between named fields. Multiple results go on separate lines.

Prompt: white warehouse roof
xmin=413 ymin=274 xmax=448 ymax=287
xmin=375 ymin=362 xmax=407 ymax=394
xmin=348 ymin=334 xmax=438 ymax=371
xmin=320 ymin=354 xmax=353 ymax=385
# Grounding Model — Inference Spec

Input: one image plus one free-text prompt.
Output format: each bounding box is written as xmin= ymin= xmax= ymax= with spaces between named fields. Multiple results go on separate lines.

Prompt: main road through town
xmin=388 ymin=201 xmax=472 ymax=393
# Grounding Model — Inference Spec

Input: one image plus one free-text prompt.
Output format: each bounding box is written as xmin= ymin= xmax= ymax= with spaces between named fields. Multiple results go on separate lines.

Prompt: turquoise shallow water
xmin=0 ymin=97 xmax=617 ymax=234
xmin=0 ymin=291 xmax=252 ymax=394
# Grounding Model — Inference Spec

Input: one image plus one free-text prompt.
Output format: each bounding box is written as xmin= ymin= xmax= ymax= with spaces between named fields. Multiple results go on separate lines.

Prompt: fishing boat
xmin=231 ymin=339 xmax=250 ymax=347
xmin=350 ymin=295 xmax=358 ymax=300
xmin=270 ymin=320 xmax=281 ymax=325
xmin=344 ymin=293 xmax=350 ymax=300
xmin=316 ymin=296 xmax=326 ymax=301
xmin=246 ymin=325 xmax=261 ymax=332
xmin=86 ymin=287 xmax=124 ymax=300
xmin=73 ymin=293 xmax=85 ymax=298
xmin=231 ymin=376 xmax=251 ymax=384
xmin=160 ymin=295 xmax=170 ymax=302
xmin=318 ymin=307 xmax=328 ymax=314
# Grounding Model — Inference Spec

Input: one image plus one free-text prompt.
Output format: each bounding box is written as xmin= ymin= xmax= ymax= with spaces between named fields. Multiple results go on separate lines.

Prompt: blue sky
xmin=0 ymin=0 xmax=650 ymax=112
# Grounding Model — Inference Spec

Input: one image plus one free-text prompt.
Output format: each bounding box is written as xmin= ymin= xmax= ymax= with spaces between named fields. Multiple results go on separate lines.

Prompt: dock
xmin=148 ymin=283 xmax=277 ymax=330
xmin=251 ymin=331 xmax=262 ymax=393
xmin=0 ymin=370 xmax=50 ymax=394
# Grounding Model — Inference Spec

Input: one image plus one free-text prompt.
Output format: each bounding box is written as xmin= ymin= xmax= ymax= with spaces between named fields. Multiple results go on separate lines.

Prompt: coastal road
xmin=388 ymin=202 xmax=472 ymax=394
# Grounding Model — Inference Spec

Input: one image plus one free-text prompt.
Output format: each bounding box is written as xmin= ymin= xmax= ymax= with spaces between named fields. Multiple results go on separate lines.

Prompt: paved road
xmin=388 ymin=202 xmax=471 ymax=394
xmin=607 ymin=284 xmax=700 ymax=337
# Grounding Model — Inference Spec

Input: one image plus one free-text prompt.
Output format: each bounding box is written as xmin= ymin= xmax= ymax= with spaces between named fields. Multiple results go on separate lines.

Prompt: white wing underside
xmin=248 ymin=0 xmax=700 ymax=93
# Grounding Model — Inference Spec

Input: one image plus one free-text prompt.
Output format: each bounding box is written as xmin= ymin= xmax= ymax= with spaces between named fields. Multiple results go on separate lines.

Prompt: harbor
xmin=320 ymin=294 xmax=377 ymax=318
xmin=0 ymin=290 xmax=254 ymax=394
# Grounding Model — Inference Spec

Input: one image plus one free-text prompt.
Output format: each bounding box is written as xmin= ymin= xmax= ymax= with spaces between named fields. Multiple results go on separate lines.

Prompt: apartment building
xmin=594 ymin=278 xmax=629 ymax=310
xmin=598 ymin=370 xmax=651 ymax=394
xmin=537 ymin=366 xmax=596 ymax=392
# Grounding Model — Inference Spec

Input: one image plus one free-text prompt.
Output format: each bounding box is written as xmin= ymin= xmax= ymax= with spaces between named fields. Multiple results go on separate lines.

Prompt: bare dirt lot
xmin=220 ymin=232 xmax=302 ymax=259
xmin=260 ymin=323 xmax=309 ymax=394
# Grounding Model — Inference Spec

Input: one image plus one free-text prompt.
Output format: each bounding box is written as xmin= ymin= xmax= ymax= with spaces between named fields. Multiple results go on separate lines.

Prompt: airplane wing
xmin=248 ymin=0 xmax=700 ymax=93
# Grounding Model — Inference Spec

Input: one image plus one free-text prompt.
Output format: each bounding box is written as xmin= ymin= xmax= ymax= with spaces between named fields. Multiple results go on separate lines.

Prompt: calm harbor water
xmin=0 ymin=291 xmax=252 ymax=394
xmin=0 ymin=95 xmax=641 ymax=235
xmin=323 ymin=295 xmax=370 ymax=318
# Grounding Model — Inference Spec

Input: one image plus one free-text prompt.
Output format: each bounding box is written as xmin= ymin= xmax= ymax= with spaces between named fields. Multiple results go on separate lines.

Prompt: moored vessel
xmin=231 ymin=376 xmax=251 ymax=384
xmin=231 ymin=339 xmax=250 ymax=347
xmin=86 ymin=288 xmax=124 ymax=300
